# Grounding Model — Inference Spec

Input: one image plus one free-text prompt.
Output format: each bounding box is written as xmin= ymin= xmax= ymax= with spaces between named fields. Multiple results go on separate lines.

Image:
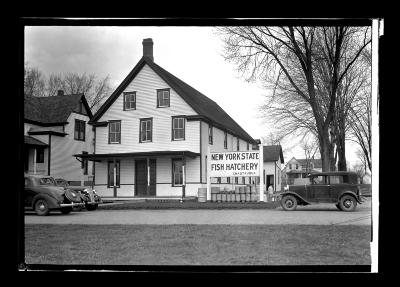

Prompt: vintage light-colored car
xmin=24 ymin=174 xmax=84 ymax=215
xmin=55 ymin=178 xmax=102 ymax=211
xmin=278 ymin=171 xmax=363 ymax=212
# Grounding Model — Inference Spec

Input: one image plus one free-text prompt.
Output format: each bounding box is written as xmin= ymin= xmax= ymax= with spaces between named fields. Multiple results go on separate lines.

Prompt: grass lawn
xmin=24 ymin=224 xmax=371 ymax=266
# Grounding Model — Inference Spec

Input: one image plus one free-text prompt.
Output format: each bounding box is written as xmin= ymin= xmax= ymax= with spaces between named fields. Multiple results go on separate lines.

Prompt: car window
xmin=312 ymin=175 xmax=327 ymax=184
xmin=39 ymin=177 xmax=56 ymax=186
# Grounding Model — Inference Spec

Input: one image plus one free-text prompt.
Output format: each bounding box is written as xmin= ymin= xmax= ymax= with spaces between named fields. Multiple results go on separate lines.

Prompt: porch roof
xmin=74 ymin=150 xmax=200 ymax=161
xmin=24 ymin=136 xmax=49 ymax=147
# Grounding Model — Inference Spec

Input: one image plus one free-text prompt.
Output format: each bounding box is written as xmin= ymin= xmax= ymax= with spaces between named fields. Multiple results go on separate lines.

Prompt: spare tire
xmin=64 ymin=189 xmax=82 ymax=203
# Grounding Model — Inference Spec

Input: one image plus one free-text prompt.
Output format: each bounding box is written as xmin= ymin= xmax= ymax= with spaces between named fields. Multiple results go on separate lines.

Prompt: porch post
xmin=146 ymin=157 xmax=150 ymax=196
xmin=33 ymin=148 xmax=37 ymax=174
xmin=182 ymin=154 xmax=186 ymax=200
xmin=259 ymin=142 xmax=264 ymax=202
xmin=206 ymin=146 xmax=211 ymax=201
xmin=113 ymin=159 xmax=117 ymax=197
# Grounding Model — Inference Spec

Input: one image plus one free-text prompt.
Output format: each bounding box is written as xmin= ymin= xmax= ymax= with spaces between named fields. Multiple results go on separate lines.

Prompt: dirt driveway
xmin=24 ymin=198 xmax=372 ymax=226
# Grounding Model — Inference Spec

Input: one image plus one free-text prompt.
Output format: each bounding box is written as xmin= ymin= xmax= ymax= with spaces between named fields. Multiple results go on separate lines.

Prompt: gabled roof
xmin=24 ymin=135 xmax=48 ymax=147
xmin=297 ymin=158 xmax=322 ymax=169
xmin=24 ymin=93 xmax=93 ymax=125
xmin=90 ymin=56 xmax=256 ymax=144
xmin=263 ymin=145 xmax=284 ymax=163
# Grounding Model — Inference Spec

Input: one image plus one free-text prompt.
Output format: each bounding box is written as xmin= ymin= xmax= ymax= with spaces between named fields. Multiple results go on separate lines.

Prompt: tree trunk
xmin=318 ymin=129 xmax=333 ymax=172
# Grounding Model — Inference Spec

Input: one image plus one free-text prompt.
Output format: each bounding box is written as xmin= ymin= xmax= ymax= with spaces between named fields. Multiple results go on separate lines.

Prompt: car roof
xmin=24 ymin=174 xmax=54 ymax=179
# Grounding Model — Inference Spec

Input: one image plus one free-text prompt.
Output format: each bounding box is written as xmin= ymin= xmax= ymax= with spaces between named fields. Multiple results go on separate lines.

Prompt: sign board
xmin=209 ymin=151 xmax=260 ymax=177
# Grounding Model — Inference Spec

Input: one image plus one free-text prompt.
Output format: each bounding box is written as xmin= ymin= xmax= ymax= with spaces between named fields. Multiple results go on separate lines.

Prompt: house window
xmin=36 ymin=148 xmax=44 ymax=163
xmin=172 ymin=159 xmax=184 ymax=186
xmin=157 ymin=89 xmax=170 ymax=108
xmin=289 ymin=164 xmax=292 ymax=169
xmin=107 ymin=161 xmax=120 ymax=187
xmin=247 ymin=142 xmax=249 ymax=151
xmin=217 ymin=177 xmax=221 ymax=184
xmin=172 ymin=117 xmax=185 ymax=140
xmin=123 ymin=91 xmax=136 ymax=110
xmin=108 ymin=121 xmax=121 ymax=144
xmin=235 ymin=177 xmax=238 ymax=184
xmin=237 ymin=138 xmax=240 ymax=151
xmin=74 ymin=119 xmax=86 ymax=141
xmin=140 ymin=118 xmax=153 ymax=142
xmin=296 ymin=164 xmax=299 ymax=170
xmin=242 ymin=177 xmax=245 ymax=184
xmin=227 ymin=177 xmax=230 ymax=184
xmin=208 ymin=125 xmax=213 ymax=144
xmin=224 ymin=131 xmax=227 ymax=149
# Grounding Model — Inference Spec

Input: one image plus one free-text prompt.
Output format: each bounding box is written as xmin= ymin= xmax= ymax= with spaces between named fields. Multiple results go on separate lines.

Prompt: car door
xmin=24 ymin=177 xmax=36 ymax=207
xmin=308 ymin=175 xmax=330 ymax=203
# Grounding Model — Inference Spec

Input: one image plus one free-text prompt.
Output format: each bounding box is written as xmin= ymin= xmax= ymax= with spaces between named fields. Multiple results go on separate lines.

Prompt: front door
xmin=135 ymin=159 xmax=156 ymax=196
xmin=309 ymin=175 xmax=330 ymax=202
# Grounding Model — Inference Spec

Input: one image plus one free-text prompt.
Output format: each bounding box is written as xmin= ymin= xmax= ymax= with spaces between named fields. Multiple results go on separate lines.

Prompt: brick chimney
xmin=142 ymin=38 xmax=154 ymax=61
xmin=57 ymin=90 xmax=64 ymax=96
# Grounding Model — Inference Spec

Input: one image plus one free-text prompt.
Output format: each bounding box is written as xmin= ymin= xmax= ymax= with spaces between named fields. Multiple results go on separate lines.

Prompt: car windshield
xmin=39 ymin=177 xmax=57 ymax=186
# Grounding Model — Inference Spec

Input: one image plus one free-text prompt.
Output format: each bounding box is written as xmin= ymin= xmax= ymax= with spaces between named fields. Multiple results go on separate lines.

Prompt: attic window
xmin=157 ymin=89 xmax=170 ymax=108
xmin=123 ymin=92 xmax=136 ymax=110
xmin=74 ymin=119 xmax=86 ymax=141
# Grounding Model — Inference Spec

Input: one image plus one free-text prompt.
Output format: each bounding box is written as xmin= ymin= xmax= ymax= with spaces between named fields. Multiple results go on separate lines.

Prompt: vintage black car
xmin=24 ymin=174 xmax=84 ymax=215
xmin=278 ymin=171 xmax=363 ymax=212
xmin=55 ymin=178 xmax=102 ymax=211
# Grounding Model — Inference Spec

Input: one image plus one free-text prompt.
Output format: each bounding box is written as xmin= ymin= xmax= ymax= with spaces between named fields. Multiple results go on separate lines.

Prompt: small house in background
xmin=24 ymin=92 xmax=94 ymax=185
xmin=262 ymin=145 xmax=284 ymax=192
xmin=282 ymin=157 xmax=322 ymax=185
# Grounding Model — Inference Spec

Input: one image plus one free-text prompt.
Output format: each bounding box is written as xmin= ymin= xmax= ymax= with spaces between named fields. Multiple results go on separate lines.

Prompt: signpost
xmin=206 ymin=144 xmax=264 ymax=201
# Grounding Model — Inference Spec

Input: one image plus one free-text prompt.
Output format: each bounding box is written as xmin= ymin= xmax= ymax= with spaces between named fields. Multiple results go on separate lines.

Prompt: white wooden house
xmin=262 ymin=145 xmax=284 ymax=193
xmin=24 ymin=92 xmax=94 ymax=185
xmin=77 ymin=38 xmax=257 ymax=198
xmin=282 ymin=157 xmax=322 ymax=185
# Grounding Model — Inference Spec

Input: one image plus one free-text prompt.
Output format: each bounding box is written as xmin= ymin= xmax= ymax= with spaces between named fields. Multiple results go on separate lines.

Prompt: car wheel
xmin=335 ymin=203 xmax=343 ymax=211
xmin=60 ymin=207 xmax=72 ymax=214
xmin=281 ymin=195 xmax=297 ymax=211
xmin=34 ymin=199 xmax=50 ymax=216
xmin=85 ymin=203 xmax=98 ymax=211
xmin=339 ymin=195 xmax=357 ymax=212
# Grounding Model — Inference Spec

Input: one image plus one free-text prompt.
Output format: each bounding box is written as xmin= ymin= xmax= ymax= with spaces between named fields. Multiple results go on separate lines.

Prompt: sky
xmin=24 ymin=25 xmax=362 ymax=166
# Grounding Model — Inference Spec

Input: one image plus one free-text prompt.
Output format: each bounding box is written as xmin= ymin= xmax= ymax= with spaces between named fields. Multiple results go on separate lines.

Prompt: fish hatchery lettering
xmin=209 ymin=151 xmax=260 ymax=177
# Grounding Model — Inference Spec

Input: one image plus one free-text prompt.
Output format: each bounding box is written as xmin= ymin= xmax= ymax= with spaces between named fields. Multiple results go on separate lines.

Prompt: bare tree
xmin=24 ymin=64 xmax=46 ymax=97
xmin=300 ymin=136 xmax=319 ymax=174
xmin=24 ymin=65 xmax=113 ymax=113
xmin=217 ymin=26 xmax=371 ymax=171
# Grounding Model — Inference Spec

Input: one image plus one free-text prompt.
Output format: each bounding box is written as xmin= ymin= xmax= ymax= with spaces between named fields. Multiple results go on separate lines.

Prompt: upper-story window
xmin=289 ymin=164 xmax=292 ymax=169
xmin=172 ymin=117 xmax=185 ymax=140
xmin=123 ymin=91 xmax=136 ymax=110
xmin=236 ymin=138 xmax=240 ymax=151
xmin=140 ymin=118 xmax=153 ymax=142
xmin=296 ymin=164 xmax=299 ymax=170
xmin=224 ymin=131 xmax=227 ymax=149
xmin=208 ymin=125 xmax=213 ymax=145
xmin=74 ymin=119 xmax=86 ymax=141
xmin=247 ymin=142 xmax=250 ymax=151
xmin=108 ymin=121 xmax=121 ymax=144
xmin=157 ymin=89 xmax=170 ymax=108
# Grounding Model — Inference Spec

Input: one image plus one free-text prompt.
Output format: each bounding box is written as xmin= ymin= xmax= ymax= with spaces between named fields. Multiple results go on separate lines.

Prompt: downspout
xmin=48 ymin=134 xmax=51 ymax=176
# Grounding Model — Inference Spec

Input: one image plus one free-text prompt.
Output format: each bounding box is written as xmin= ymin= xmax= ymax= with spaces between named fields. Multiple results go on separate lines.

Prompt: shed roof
xmin=90 ymin=56 xmax=256 ymax=144
xmin=263 ymin=145 xmax=284 ymax=163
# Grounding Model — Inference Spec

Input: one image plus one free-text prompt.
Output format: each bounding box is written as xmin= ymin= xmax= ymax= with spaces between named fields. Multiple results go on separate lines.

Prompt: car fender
xmin=32 ymin=194 xmax=60 ymax=209
xmin=280 ymin=191 xmax=312 ymax=205
xmin=337 ymin=191 xmax=362 ymax=204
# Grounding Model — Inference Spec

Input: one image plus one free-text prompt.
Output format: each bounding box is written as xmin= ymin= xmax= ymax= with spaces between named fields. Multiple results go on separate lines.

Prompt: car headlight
xmin=284 ymin=185 xmax=289 ymax=191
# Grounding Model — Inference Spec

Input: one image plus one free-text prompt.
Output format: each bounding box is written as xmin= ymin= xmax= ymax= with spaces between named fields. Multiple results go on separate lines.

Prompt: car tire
xmin=339 ymin=195 xmax=357 ymax=212
xmin=85 ymin=203 xmax=98 ymax=211
xmin=34 ymin=199 xmax=50 ymax=216
xmin=281 ymin=195 xmax=297 ymax=211
xmin=60 ymin=207 xmax=72 ymax=214
xmin=335 ymin=203 xmax=343 ymax=211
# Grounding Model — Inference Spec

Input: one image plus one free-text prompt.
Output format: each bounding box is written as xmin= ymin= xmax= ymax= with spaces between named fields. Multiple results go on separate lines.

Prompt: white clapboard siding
xmin=199 ymin=121 xmax=254 ymax=184
xmin=50 ymin=113 xmax=93 ymax=182
xmin=96 ymin=64 xmax=200 ymax=154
